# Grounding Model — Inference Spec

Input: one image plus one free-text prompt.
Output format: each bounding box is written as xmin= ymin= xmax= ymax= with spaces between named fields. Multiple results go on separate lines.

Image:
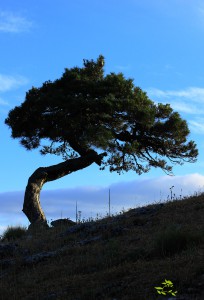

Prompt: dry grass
xmin=0 ymin=193 xmax=204 ymax=300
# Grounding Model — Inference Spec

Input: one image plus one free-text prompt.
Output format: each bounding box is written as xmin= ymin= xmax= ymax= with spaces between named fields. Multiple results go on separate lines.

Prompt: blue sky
xmin=1 ymin=0 xmax=204 ymax=235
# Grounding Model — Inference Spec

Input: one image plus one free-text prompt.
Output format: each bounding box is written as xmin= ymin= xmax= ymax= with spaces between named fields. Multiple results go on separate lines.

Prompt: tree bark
xmin=23 ymin=151 xmax=106 ymax=229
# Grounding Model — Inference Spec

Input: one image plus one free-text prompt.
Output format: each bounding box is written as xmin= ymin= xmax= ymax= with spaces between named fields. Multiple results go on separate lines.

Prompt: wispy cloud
xmin=0 ymin=11 xmax=32 ymax=33
xmin=189 ymin=118 xmax=204 ymax=134
xmin=170 ymin=102 xmax=202 ymax=114
xmin=147 ymin=86 xmax=204 ymax=115
xmin=0 ymin=74 xmax=28 ymax=92
xmin=148 ymin=87 xmax=204 ymax=102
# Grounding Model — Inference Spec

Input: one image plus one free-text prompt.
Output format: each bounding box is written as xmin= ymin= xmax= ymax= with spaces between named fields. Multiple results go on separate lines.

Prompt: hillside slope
xmin=0 ymin=194 xmax=204 ymax=300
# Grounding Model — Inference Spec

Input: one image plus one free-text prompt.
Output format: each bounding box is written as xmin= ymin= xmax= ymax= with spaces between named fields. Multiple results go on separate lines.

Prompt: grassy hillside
xmin=0 ymin=193 xmax=204 ymax=300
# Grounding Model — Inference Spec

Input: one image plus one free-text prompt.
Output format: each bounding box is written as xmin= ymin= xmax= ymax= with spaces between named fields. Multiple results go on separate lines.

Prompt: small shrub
xmin=2 ymin=225 xmax=27 ymax=241
xmin=154 ymin=279 xmax=178 ymax=297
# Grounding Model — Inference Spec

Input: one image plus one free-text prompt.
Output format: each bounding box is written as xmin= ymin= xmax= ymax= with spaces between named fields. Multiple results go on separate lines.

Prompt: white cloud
xmin=189 ymin=119 xmax=204 ymax=134
xmin=169 ymin=101 xmax=202 ymax=114
xmin=147 ymin=86 xmax=204 ymax=117
xmin=148 ymin=87 xmax=204 ymax=102
xmin=147 ymin=86 xmax=204 ymax=135
xmin=0 ymin=173 xmax=204 ymax=234
xmin=0 ymin=11 xmax=32 ymax=33
xmin=0 ymin=74 xmax=28 ymax=92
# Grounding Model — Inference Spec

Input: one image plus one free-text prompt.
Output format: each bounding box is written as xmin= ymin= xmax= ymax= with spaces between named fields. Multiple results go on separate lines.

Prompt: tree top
xmin=5 ymin=55 xmax=198 ymax=175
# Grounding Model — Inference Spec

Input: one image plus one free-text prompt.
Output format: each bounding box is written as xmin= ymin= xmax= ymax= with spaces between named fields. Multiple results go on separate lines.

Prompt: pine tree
xmin=5 ymin=55 xmax=198 ymax=229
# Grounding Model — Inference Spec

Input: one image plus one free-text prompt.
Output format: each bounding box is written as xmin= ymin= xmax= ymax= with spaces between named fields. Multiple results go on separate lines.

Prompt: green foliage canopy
xmin=5 ymin=55 xmax=198 ymax=174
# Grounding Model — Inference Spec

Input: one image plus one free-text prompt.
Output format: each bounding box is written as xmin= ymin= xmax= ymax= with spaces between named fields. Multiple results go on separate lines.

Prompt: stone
xmin=50 ymin=218 xmax=76 ymax=228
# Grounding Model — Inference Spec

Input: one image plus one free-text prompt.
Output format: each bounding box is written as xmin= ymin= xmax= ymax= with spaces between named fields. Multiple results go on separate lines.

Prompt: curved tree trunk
xmin=23 ymin=151 xmax=106 ymax=230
